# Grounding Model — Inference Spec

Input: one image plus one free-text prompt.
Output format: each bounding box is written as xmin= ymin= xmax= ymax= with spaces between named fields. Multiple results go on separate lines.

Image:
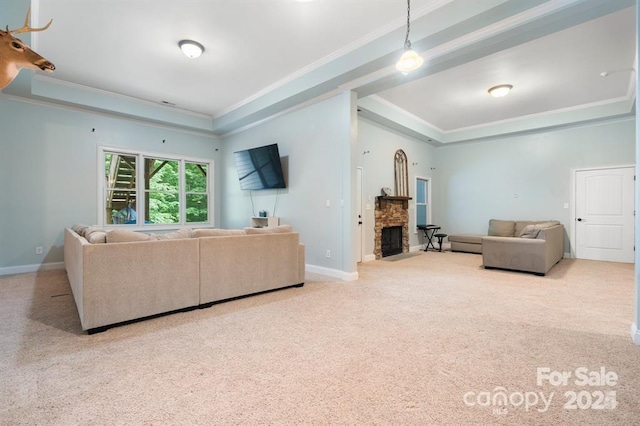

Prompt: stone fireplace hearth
xmin=374 ymin=196 xmax=411 ymax=259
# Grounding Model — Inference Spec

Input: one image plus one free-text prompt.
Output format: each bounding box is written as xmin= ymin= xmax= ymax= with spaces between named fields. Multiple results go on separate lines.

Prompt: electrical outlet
xmin=326 ymin=249 xmax=331 ymax=258
xmin=35 ymin=246 xmax=43 ymax=255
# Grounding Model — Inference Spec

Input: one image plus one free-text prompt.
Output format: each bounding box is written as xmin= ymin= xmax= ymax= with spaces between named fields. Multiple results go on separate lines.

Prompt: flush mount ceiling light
xmin=179 ymin=40 xmax=204 ymax=58
xmin=395 ymin=0 xmax=424 ymax=75
xmin=488 ymin=84 xmax=513 ymax=98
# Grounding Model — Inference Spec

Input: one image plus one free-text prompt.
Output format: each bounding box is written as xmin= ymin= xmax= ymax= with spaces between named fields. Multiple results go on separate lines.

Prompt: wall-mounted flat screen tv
xmin=233 ymin=143 xmax=286 ymax=190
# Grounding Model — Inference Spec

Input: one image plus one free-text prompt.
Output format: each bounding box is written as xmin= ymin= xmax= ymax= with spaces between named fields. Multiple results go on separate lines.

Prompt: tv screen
xmin=233 ymin=143 xmax=286 ymax=190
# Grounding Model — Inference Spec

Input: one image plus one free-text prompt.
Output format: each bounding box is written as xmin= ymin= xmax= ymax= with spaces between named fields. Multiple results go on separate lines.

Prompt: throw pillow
xmin=488 ymin=219 xmax=515 ymax=237
xmin=71 ymin=224 xmax=89 ymax=236
xmin=537 ymin=221 xmax=560 ymax=229
xmin=514 ymin=221 xmax=536 ymax=237
xmin=244 ymin=225 xmax=293 ymax=234
xmin=87 ymin=231 xmax=107 ymax=244
xmin=516 ymin=220 xmax=560 ymax=235
xmin=107 ymin=229 xmax=150 ymax=243
xmin=519 ymin=224 xmax=541 ymax=239
xmin=84 ymin=226 xmax=105 ymax=242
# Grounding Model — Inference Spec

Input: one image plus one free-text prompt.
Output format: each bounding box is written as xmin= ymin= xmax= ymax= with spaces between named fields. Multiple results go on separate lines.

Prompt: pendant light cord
xmin=404 ymin=0 xmax=412 ymax=50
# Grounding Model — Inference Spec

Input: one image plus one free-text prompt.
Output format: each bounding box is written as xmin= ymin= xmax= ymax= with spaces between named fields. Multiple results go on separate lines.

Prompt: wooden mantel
xmin=376 ymin=196 xmax=412 ymax=210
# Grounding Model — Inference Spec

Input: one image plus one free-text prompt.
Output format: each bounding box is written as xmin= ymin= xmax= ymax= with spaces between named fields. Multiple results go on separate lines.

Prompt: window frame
xmin=184 ymin=161 xmax=210 ymax=224
xmin=98 ymin=146 xmax=214 ymax=229
xmin=415 ymin=176 xmax=431 ymax=231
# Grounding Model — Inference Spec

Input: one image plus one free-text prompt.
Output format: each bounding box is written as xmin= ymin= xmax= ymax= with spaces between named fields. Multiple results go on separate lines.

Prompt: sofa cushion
xmin=192 ymin=228 xmax=246 ymax=237
xmin=448 ymin=234 xmax=483 ymax=244
xmin=244 ymin=225 xmax=293 ymax=234
xmin=488 ymin=219 xmax=515 ymax=237
xmin=107 ymin=229 xmax=150 ymax=243
xmin=149 ymin=228 xmax=193 ymax=240
xmin=87 ymin=231 xmax=107 ymax=244
xmin=84 ymin=227 xmax=106 ymax=244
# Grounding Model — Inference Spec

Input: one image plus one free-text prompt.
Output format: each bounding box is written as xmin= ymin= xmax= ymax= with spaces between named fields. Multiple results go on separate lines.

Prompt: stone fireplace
xmin=374 ymin=196 xmax=410 ymax=259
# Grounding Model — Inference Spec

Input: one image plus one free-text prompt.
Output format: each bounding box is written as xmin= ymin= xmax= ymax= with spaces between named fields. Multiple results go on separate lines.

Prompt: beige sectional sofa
xmin=448 ymin=234 xmax=483 ymax=254
xmin=450 ymin=219 xmax=564 ymax=276
xmin=64 ymin=225 xmax=305 ymax=333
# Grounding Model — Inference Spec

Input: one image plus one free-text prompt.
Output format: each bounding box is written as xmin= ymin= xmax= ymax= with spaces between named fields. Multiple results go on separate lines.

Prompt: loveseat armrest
xmin=64 ymin=228 xmax=89 ymax=323
xmin=536 ymin=224 xmax=564 ymax=267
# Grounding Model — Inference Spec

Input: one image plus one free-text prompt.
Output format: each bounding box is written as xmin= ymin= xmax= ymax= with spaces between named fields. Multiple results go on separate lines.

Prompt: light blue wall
xmin=221 ymin=111 xmax=634 ymax=270
xmin=0 ymin=94 xmax=635 ymax=281
xmin=434 ymin=118 xmax=635 ymax=253
xmin=0 ymin=97 xmax=220 ymax=272
xmin=220 ymin=94 xmax=353 ymax=274
xmin=357 ymin=118 xmax=438 ymax=255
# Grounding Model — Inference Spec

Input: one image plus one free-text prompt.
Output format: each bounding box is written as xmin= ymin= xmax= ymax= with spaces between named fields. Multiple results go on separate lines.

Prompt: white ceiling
xmin=15 ymin=0 xmax=638 ymax=140
xmin=36 ymin=0 xmax=437 ymax=118
xmin=376 ymin=8 xmax=637 ymax=132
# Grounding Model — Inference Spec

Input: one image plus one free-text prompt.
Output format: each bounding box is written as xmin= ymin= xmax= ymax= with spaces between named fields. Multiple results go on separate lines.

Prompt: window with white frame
xmin=416 ymin=177 xmax=430 ymax=227
xmin=100 ymin=148 xmax=213 ymax=227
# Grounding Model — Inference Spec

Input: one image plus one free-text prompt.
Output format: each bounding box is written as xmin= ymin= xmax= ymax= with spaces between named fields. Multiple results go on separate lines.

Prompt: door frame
xmin=570 ymin=164 xmax=635 ymax=259
xmin=357 ymin=166 xmax=364 ymax=263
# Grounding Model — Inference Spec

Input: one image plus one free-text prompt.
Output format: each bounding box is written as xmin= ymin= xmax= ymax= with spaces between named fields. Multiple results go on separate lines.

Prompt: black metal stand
xmin=418 ymin=225 xmax=440 ymax=251
xmin=434 ymin=233 xmax=448 ymax=252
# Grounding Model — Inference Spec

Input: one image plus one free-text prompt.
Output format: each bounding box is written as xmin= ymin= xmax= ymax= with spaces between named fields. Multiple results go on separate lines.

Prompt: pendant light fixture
xmin=396 ymin=0 xmax=424 ymax=75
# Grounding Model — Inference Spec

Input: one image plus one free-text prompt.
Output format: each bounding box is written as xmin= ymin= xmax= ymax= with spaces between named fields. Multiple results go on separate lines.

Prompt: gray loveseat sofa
xmin=481 ymin=219 xmax=564 ymax=276
xmin=64 ymin=225 xmax=305 ymax=333
xmin=449 ymin=219 xmax=564 ymax=275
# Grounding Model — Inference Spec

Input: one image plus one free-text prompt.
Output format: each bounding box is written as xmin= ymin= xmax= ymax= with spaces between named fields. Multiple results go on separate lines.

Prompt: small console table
xmin=418 ymin=224 xmax=440 ymax=251
xmin=251 ymin=216 xmax=279 ymax=228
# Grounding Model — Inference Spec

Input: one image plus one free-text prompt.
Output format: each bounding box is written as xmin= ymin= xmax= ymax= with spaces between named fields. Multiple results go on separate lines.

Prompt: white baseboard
xmin=631 ymin=323 xmax=640 ymax=346
xmin=3 ymin=261 xmax=362 ymax=282
xmin=564 ymin=252 xmax=571 ymax=259
xmin=305 ymin=264 xmax=358 ymax=281
xmin=363 ymin=254 xmax=376 ymax=262
xmin=0 ymin=261 xmax=65 ymax=277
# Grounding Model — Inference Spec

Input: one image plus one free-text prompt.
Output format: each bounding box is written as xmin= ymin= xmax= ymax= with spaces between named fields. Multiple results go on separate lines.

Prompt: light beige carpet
xmin=1 ymin=252 xmax=638 ymax=425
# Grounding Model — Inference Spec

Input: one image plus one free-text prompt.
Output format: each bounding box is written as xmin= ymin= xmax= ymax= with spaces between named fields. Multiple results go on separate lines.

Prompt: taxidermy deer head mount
xmin=0 ymin=7 xmax=55 ymax=90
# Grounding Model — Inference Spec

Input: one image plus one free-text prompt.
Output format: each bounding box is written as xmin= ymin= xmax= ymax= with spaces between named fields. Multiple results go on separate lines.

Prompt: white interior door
xmin=356 ymin=167 xmax=363 ymax=263
xmin=575 ymin=166 xmax=635 ymax=263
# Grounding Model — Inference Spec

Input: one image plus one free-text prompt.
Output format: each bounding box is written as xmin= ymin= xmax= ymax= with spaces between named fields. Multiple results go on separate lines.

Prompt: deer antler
xmin=9 ymin=6 xmax=52 ymax=35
